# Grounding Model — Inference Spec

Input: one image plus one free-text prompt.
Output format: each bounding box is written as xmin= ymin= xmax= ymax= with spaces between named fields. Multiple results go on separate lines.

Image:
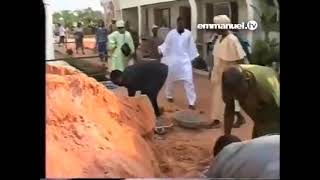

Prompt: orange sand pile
xmin=46 ymin=64 xmax=162 ymax=178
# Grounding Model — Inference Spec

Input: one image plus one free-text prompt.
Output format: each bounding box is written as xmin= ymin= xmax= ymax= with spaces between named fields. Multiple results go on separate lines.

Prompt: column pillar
xmin=43 ymin=0 xmax=55 ymax=60
xmin=188 ymin=0 xmax=198 ymax=41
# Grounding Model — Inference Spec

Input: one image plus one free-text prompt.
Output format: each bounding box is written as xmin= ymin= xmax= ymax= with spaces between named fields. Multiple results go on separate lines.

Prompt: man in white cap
xmin=136 ymin=25 xmax=162 ymax=62
xmin=149 ymin=25 xmax=162 ymax=61
xmin=209 ymin=15 xmax=247 ymax=128
xmin=158 ymin=17 xmax=199 ymax=110
xmin=108 ymin=20 xmax=135 ymax=71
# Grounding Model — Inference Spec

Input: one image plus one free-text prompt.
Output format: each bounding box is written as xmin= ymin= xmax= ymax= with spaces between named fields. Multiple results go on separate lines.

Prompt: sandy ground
xmin=112 ymin=74 xmax=254 ymax=178
xmin=53 ymin=44 xmax=254 ymax=178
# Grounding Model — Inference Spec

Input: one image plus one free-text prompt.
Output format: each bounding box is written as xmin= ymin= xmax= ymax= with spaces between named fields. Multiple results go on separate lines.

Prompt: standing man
xmin=209 ymin=15 xmax=246 ymax=127
xmin=149 ymin=25 xmax=163 ymax=61
xmin=108 ymin=20 xmax=135 ymax=71
xmin=158 ymin=20 xmax=170 ymax=42
xmin=74 ymin=22 xmax=85 ymax=55
xmin=158 ymin=17 xmax=199 ymax=110
xmin=96 ymin=20 xmax=108 ymax=62
xmin=125 ymin=21 xmax=139 ymax=54
xmin=58 ymin=23 xmax=66 ymax=47
xmin=222 ymin=65 xmax=280 ymax=138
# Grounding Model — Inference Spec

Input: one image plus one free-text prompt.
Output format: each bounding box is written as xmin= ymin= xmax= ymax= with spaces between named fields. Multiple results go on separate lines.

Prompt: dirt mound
xmin=46 ymin=64 xmax=161 ymax=178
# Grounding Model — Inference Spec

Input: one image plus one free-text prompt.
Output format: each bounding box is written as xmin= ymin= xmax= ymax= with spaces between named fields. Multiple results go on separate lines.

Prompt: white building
xmin=108 ymin=0 xmax=279 ymax=59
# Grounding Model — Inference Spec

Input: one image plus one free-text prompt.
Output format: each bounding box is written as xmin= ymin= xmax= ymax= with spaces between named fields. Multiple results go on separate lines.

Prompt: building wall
xmin=122 ymin=7 xmax=139 ymax=32
xmin=141 ymin=0 xmax=190 ymax=36
xmin=119 ymin=0 xmax=175 ymax=9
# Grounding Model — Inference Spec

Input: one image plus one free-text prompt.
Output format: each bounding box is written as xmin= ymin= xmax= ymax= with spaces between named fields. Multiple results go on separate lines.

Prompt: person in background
xmin=110 ymin=62 xmax=168 ymax=118
xmin=206 ymin=30 xmax=218 ymax=79
xmin=209 ymin=15 xmax=246 ymax=128
xmin=205 ymin=135 xmax=279 ymax=179
xmin=135 ymin=35 xmax=151 ymax=63
xmin=74 ymin=22 xmax=85 ymax=55
xmin=125 ymin=21 xmax=139 ymax=55
xmin=149 ymin=25 xmax=162 ymax=61
xmin=58 ymin=23 xmax=66 ymax=47
xmin=233 ymin=30 xmax=251 ymax=64
xmin=96 ymin=20 xmax=108 ymax=62
xmin=158 ymin=20 xmax=170 ymax=43
xmin=222 ymin=65 xmax=280 ymax=138
xmin=109 ymin=18 xmax=117 ymax=33
xmin=158 ymin=17 xmax=199 ymax=110
xmin=108 ymin=20 xmax=135 ymax=71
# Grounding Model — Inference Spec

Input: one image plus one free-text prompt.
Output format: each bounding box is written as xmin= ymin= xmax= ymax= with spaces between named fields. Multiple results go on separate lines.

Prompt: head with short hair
xmin=57 ymin=23 xmax=61 ymax=27
xmin=222 ymin=66 xmax=249 ymax=100
xmin=213 ymin=135 xmax=241 ymax=156
xmin=77 ymin=22 xmax=82 ymax=27
xmin=176 ymin=16 xmax=184 ymax=32
xmin=112 ymin=18 xmax=116 ymax=24
xmin=99 ymin=20 xmax=105 ymax=27
xmin=110 ymin=70 xmax=123 ymax=86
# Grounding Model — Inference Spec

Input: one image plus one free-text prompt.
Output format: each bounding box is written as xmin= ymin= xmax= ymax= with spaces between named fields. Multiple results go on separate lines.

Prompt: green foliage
xmin=251 ymin=39 xmax=279 ymax=66
xmin=250 ymin=0 xmax=280 ymax=65
xmin=250 ymin=0 xmax=279 ymax=42
xmin=53 ymin=8 xmax=103 ymax=35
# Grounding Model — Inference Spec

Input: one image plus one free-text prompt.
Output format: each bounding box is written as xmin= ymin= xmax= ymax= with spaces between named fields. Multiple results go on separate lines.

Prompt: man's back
xmin=122 ymin=62 xmax=168 ymax=91
xmin=240 ymin=64 xmax=280 ymax=137
xmin=206 ymin=135 xmax=279 ymax=178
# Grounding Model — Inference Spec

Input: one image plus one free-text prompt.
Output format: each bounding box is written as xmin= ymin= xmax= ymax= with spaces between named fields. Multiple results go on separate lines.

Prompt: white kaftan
xmin=158 ymin=29 xmax=199 ymax=105
xmin=210 ymin=33 xmax=246 ymax=121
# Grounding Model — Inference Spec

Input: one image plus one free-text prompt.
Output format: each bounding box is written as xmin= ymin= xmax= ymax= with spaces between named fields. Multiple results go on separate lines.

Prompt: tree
xmin=52 ymin=8 xmax=103 ymax=32
xmin=250 ymin=0 xmax=279 ymax=42
xmin=250 ymin=0 xmax=280 ymax=66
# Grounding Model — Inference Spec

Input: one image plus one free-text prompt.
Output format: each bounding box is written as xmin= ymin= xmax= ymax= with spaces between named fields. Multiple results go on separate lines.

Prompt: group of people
xmin=54 ymin=14 xmax=281 ymax=179
xmin=110 ymin=14 xmax=279 ymax=178
xmin=55 ymin=23 xmax=86 ymax=55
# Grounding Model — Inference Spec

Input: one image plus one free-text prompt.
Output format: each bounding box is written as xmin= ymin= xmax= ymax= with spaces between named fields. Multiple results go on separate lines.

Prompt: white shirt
xmin=158 ymin=29 xmax=199 ymax=81
xmin=59 ymin=26 xmax=65 ymax=37
xmin=205 ymin=135 xmax=280 ymax=179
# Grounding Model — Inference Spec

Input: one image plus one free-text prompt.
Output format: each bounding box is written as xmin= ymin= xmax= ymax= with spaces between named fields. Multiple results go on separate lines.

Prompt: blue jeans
xmin=97 ymin=42 xmax=107 ymax=58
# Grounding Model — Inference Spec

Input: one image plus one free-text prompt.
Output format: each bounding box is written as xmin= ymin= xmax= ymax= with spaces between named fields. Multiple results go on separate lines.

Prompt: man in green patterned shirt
xmin=222 ymin=64 xmax=280 ymax=138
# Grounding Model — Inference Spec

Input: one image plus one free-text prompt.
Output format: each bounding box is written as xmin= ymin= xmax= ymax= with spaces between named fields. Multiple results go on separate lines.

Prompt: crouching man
xmin=110 ymin=62 xmax=168 ymax=118
xmin=205 ymin=134 xmax=279 ymax=179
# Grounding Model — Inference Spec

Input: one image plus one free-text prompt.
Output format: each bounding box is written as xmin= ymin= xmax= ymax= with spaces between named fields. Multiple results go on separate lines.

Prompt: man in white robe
xmin=158 ymin=17 xmax=199 ymax=109
xmin=209 ymin=15 xmax=246 ymax=126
